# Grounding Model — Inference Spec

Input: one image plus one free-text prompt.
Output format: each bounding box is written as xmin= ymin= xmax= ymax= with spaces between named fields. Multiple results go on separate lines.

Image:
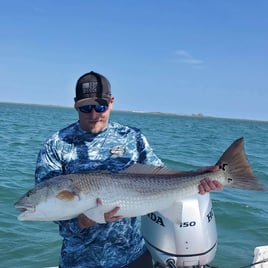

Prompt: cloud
xmin=175 ymin=50 xmax=204 ymax=66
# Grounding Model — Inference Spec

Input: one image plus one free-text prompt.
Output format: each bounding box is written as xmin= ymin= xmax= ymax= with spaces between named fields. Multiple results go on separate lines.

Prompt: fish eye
xmin=26 ymin=189 xmax=34 ymax=198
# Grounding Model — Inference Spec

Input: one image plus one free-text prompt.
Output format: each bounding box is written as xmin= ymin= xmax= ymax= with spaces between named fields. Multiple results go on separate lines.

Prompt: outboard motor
xmin=141 ymin=193 xmax=217 ymax=268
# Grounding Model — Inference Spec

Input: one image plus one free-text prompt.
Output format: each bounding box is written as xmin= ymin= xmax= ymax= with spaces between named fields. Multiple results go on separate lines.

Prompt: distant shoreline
xmin=1 ymin=101 xmax=267 ymax=123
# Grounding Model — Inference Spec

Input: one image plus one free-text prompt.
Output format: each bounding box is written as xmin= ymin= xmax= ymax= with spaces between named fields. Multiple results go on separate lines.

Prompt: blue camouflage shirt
xmin=35 ymin=121 xmax=163 ymax=268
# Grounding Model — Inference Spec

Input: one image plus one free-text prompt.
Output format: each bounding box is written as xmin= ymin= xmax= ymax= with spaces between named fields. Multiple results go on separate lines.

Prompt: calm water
xmin=0 ymin=103 xmax=267 ymax=268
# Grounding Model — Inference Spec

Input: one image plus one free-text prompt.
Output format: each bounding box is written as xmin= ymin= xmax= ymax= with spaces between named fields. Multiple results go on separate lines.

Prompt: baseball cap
xmin=74 ymin=71 xmax=111 ymax=108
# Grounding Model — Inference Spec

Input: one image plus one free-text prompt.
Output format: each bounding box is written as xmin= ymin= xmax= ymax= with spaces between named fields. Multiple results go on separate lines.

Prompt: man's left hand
xmin=198 ymin=165 xmax=223 ymax=194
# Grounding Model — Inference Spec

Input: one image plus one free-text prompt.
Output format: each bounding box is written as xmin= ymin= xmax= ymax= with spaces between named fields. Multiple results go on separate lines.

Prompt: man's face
xmin=77 ymin=97 xmax=114 ymax=134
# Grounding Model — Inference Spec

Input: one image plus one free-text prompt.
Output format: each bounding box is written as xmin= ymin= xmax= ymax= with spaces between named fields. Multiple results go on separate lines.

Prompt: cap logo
xmin=82 ymin=82 xmax=98 ymax=94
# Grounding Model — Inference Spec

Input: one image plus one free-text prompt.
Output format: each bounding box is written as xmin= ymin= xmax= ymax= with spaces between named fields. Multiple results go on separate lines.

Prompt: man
xmin=35 ymin=71 xmax=222 ymax=268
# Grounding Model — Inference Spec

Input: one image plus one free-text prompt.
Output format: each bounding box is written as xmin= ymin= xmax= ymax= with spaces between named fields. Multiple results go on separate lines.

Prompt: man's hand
xmin=198 ymin=165 xmax=223 ymax=194
xmin=103 ymin=206 xmax=123 ymax=223
xmin=78 ymin=198 xmax=122 ymax=229
xmin=78 ymin=213 xmax=96 ymax=229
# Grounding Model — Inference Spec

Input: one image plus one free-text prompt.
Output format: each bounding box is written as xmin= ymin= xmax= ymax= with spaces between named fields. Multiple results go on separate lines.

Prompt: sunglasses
xmin=78 ymin=105 xmax=108 ymax=113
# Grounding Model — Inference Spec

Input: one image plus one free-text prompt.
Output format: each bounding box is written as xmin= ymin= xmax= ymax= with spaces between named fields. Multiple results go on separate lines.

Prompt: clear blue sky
xmin=1 ymin=0 xmax=267 ymax=121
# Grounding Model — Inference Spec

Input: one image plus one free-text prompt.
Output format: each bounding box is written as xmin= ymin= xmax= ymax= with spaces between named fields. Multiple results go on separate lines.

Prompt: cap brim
xmin=75 ymin=98 xmax=110 ymax=108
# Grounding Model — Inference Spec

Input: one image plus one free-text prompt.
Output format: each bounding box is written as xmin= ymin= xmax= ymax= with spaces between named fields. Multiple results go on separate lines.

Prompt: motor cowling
xmin=141 ymin=193 xmax=217 ymax=268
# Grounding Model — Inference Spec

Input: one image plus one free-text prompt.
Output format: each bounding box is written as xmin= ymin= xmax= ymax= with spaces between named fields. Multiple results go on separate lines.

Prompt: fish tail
xmin=216 ymin=137 xmax=266 ymax=191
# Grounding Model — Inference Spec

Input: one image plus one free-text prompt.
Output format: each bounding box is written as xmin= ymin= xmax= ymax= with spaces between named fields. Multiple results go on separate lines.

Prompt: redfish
xmin=15 ymin=138 xmax=265 ymax=223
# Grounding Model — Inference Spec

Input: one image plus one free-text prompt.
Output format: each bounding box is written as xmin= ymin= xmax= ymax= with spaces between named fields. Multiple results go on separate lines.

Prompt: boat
xmin=252 ymin=246 xmax=268 ymax=268
xmin=46 ymin=194 xmax=268 ymax=268
xmin=141 ymin=194 xmax=268 ymax=268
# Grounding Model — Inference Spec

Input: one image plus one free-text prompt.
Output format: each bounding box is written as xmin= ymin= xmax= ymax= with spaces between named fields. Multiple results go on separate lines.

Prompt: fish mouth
xmin=15 ymin=205 xmax=36 ymax=221
xmin=15 ymin=205 xmax=35 ymax=213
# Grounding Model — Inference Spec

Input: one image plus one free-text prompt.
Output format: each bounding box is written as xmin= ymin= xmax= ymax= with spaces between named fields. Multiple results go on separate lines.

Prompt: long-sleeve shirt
xmin=35 ymin=121 xmax=163 ymax=268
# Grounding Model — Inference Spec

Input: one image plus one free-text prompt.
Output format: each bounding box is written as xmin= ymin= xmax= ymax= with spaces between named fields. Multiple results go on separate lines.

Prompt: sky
xmin=0 ymin=0 xmax=267 ymax=121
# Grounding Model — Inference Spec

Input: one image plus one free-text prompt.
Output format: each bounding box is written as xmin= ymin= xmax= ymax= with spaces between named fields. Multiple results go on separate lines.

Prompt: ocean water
xmin=0 ymin=102 xmax=267 ymax=268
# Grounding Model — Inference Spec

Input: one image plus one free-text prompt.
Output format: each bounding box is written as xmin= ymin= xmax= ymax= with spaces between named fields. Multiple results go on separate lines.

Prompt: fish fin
xmin=122 ymin=163 xmax=205 ymax=177
xmin=216 ymin=137 xmax=266 ymax=191
xmin=159 ymin=202 xmax=183 ymax=224
xmin=121 ymin=163 xmax=182 ymax=175
xmin=83 ymin=205 xmax=106 ymax=224
xmin=56 ymin=190 xmax=78 ymax=201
